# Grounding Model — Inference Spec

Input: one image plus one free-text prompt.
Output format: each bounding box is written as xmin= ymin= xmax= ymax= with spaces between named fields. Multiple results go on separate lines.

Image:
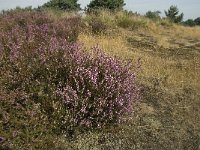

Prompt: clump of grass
xmin=158 ymin=19 xmax=173 ymax=27
xmin=83 ymin=10 xmax=148 ymax=32
xmin=85 ymin=9 xmax=115 ymax=27
xmin=83 ymin=9 xmax=116 ymax=34
xmin=115 ymin=12 xmax=148 ymax=30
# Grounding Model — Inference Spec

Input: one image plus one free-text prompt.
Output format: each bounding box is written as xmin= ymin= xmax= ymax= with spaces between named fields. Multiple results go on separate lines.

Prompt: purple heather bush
xmin=56 ymin=45 xmax=139 ymax=129
xmin=0 ymin=10 xmax=139 ymax=136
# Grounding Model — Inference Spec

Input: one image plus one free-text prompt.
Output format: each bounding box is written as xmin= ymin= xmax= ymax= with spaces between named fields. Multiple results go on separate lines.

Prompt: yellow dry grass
xmin=78 ymin=21 xmax=200 ymax=148
xmin=79 ymin=24 xmax=200 ymax=94
xmin=150 ymin=24 xmax=200 ymax=48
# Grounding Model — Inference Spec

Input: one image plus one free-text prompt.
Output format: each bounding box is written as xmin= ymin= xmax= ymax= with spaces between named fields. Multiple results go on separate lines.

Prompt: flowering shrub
xmin=0 ymin=10 xmax=139 ymax=136
xmin=0 ymin=10 xmax=81 ymax=44
xmin=56 ymin=45 xmax=139 ymax=129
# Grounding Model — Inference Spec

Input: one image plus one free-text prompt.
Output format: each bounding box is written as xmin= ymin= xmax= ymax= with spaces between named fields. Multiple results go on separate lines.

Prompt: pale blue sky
xmin=0 ymin=0 xmax=199 ymax=20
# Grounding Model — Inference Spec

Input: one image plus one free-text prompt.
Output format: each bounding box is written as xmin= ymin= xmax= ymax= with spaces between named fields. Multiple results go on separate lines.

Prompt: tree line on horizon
xmin=7 ymin=0 xmax=200 ymax=27
xmin=145 ymin=6 xmax=200 ymax=26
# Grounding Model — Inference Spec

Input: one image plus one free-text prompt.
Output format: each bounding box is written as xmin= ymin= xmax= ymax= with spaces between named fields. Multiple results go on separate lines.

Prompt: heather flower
xmin=56 ymin=45 xmax=139 ymax=129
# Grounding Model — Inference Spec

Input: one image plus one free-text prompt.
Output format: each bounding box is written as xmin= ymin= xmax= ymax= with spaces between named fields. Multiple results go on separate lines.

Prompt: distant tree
xmin=42 ymin=0 xmax=80 ymax=11
xmin=165 ymin=5 xmax=184 ymax=23
xmin=145 ymin=11 xmax=161 ymax=20
xmin=183 ymin=19 xmax=195 ymax=27
xmin=194 ymin=17 xmax=200 ymax=25
xmin=15 ymin=6 xmax=33 ymax=11
xmin=87 ymin=0 xmax=125 ymax=11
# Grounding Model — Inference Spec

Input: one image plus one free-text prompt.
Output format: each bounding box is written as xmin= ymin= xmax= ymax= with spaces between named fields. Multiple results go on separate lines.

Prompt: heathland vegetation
xmin=0 ymin=0 xmax=200 ymax=149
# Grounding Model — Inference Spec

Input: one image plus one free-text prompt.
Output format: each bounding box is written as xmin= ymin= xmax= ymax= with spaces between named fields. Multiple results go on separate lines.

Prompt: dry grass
xmin=79 ymin=25 xmax=200 ymax=92
xmin=77 ymin=18 xmax=200 ymax=149
xmin=150 ymin=24 xmax=200 ymax=48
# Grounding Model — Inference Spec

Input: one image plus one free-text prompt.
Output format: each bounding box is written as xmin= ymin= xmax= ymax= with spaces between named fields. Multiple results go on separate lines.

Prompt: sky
xmin=0 ymin=0 xmax=199 ymax=20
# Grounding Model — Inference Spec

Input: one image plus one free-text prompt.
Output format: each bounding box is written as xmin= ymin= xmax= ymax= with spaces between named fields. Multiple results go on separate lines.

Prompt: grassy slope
xmin=76 ymin=15 xmax=200 ymax=149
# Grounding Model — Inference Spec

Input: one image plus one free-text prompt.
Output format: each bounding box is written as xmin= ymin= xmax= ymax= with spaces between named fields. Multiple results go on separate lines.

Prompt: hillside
xmin=79 ymin=11 xmax=200 ymax=149
xmin=0 ymin=9 xmax=200 ymax=149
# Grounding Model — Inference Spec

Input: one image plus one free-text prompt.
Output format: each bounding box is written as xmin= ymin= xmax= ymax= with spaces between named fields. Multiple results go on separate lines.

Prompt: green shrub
xmin=194 ymin=17 xmax=200 ymax=25
xmin=145 ymin=11 xmax=161 ymax=21
xmin=183 ymin=19 xmax=196 ymax=27
xmin=84 ymin=9 xmax=117 ymax=31
xmin=116 ymin=14 xmax=147 ymax=30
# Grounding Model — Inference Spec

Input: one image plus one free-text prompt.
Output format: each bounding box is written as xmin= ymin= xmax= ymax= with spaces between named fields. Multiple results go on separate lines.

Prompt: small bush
xmin=89 ymin=19 xmax=107 ymax=34
xmin=116 ymin=15 xmax=147 ymax=30
xmin=145 ymin=11 xmax=161 ymax=21
xmin=85 ymin=9 xmax=116 ymax=27
xmin=194 ymin=17 xmax=200 ymax=25
xmin=57 ymin=46 xmax=139 ymax=129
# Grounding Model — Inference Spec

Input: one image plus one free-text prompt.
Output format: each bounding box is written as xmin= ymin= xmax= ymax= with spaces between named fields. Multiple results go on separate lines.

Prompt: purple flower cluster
xmin=56 ymin=45 xmax=139 ymax=128
xmin=0 ymin=10 xmax=139 ymax=130
xmin=0 ymin=11 xmax=80 ymax=60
